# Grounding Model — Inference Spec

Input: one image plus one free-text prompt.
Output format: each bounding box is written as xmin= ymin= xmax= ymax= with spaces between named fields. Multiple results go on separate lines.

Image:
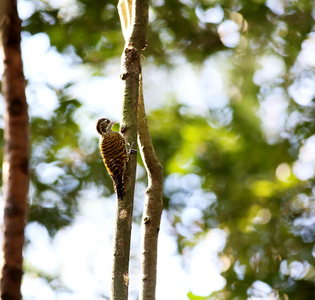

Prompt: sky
xmin=1 ymin=0 xmax=315 ymax=299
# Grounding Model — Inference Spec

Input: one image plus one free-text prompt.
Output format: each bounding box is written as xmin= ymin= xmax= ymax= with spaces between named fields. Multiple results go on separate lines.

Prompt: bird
xmin=96 ymin=118 xmax=127 ymax=200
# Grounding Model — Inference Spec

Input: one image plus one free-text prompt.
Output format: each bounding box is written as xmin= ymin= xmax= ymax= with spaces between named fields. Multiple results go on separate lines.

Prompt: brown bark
xmin=0 ymin=1 xmax=29 ymax=300
xmin=138 ymin=75 xmax=163 ymax=300
xmin=110 ymin=0 xmax=149 ymax=299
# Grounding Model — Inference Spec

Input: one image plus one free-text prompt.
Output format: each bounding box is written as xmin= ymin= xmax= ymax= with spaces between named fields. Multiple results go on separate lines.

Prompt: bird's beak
xmin=110 ymin=121 xmax=118 ymax=128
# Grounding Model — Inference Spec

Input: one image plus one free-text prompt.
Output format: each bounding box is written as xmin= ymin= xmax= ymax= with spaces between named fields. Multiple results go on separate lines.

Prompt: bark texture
xmin=0 ymin=1 xmax=29 ymax=300
xmin=110 ymin=0 xmax=149 ymax=299
xmin=138 ymin=76 xmax=163 ymax=300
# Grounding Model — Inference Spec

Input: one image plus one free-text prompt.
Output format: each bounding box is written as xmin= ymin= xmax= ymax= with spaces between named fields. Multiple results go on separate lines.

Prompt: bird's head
xmin=96 ymin=118 xmax=117 ymax=135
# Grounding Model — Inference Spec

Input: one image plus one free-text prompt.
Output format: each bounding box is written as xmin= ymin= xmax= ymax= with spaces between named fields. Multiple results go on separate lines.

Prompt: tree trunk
xmin=0 ymin=1 xmax=29 ymax=300
xmin=110 ymin=0 xmax=148 ymax=299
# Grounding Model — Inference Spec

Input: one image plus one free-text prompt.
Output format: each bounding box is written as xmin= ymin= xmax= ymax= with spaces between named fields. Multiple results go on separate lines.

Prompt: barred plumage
xmin=96 ymin=118 xmax=127 ymax=200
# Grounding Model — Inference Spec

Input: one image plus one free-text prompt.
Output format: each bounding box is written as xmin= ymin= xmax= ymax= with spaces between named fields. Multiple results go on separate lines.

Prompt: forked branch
xmin=110 ymin=0 xmax=149 ymax=299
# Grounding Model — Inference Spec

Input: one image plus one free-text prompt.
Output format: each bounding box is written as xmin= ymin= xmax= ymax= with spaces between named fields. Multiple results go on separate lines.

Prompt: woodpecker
xmin=96 ymin=118 xmax=127 ymax=200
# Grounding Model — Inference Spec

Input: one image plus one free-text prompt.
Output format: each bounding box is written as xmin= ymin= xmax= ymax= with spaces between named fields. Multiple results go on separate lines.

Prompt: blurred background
xmin=1 ymin=0 xmax=315 ymax=299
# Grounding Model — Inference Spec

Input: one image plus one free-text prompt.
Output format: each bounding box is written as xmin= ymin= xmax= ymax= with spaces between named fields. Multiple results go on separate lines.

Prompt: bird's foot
xmin=128 ymin=142 xmax=138 ymax=154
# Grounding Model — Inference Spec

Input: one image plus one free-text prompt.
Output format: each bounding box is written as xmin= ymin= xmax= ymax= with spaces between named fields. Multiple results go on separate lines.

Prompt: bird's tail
xmin=113 ymin=176 xmax=125 ymax=200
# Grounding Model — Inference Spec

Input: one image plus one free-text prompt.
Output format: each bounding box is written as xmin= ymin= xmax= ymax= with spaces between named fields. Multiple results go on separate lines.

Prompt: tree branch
xmin=138 ymin=75 xmax=163 ymax=300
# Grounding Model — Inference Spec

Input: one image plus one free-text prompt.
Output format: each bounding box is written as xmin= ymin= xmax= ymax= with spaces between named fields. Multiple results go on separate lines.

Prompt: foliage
xmin=1 ymin=0 xmax=315 ymax=299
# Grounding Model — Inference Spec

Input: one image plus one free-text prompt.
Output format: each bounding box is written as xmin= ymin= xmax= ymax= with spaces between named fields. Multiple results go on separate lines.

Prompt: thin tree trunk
xmin=138 ymin=75 xmax=163 ymax=300
xmin=0 ymin=1 xmax=29 ymax=300
xmin=110 ymin=0 xmax=148 ymax=299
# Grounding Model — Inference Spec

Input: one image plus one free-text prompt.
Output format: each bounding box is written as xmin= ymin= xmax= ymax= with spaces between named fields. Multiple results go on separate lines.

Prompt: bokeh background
xmin=1 ymin=0 xmax=315 ymax=299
